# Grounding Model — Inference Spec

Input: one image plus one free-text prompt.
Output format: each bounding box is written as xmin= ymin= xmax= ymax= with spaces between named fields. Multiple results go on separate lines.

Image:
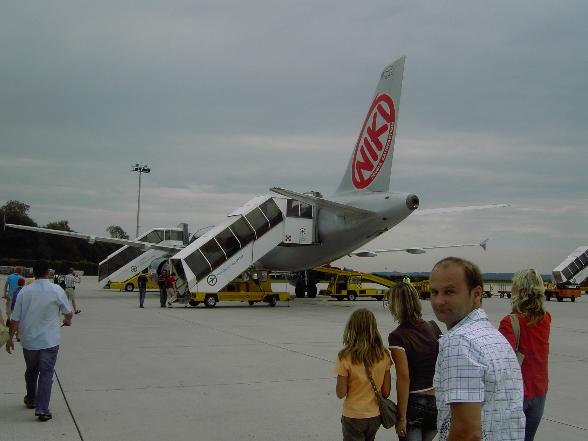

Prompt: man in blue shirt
xmin=3 ymin=267 xmax=23 ymax=320
xmin=5 ymin=261 xmax=73 ymax=422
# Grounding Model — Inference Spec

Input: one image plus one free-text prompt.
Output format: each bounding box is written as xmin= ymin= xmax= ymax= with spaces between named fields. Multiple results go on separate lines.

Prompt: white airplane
xmin=6 ymin=57 xmax=505 ymax=297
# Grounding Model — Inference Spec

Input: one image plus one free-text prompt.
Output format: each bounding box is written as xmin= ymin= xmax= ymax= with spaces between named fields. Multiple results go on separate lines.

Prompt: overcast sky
xmin=1 ymin=1 xmax=586 ymax=275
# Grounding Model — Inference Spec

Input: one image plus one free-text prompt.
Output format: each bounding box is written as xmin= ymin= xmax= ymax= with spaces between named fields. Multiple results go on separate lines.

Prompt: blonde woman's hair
xmin=511 ymin=269 xmax=546 ymax=326
xmin=387 ymin=282 xmax=423 ymax=324
xmin=338 ymin=308 xmax=387 ymax=368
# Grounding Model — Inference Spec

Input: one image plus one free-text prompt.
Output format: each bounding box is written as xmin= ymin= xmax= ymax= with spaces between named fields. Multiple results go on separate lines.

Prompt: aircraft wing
xmin=414 ymin=204 xmax=509 ymax=215
xmin=4 ymin=223 xmax=184 ymax=253
xmin=270 ymin=187 xmax=375 ymax=217
xmin=351 ymin=238 xmax=489 ymax=257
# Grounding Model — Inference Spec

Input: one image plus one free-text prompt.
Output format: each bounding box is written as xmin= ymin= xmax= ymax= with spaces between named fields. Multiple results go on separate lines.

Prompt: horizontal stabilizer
xmin=414 ymin=204 xmax=509 ymax=216
xmin=351 ymin=238 xmax=489 ymax=257
xmin=270 ymin=187 xmax=375 ymax=217
xmin=5 ymin=223 xmax=184 ymax=253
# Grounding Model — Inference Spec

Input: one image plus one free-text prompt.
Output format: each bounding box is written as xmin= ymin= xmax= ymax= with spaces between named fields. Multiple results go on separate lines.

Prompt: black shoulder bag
xmin=363 ymin=361 xmax=397 ymax=429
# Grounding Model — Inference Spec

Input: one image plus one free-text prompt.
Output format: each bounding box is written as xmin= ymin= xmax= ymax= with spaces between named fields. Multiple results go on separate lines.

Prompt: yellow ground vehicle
xmin=548 ymin=246 xmax=586 ymax=302
xmin=413 ymin=280 xmax=431 ymax=299
xmin=544 ymin=281 xmax=582 ymax=302
xmin=188 ymin=269 xmax=290 ymax=308
xmin=109 ymin=273 xmax=159 ymax=292
xmin=315 ymin=266 xmax=394 ymax=301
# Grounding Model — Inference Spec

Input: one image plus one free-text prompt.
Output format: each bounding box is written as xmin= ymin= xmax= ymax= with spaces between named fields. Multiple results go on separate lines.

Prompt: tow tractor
xmin=187 ymin=269 xmax=290 ymax=308
xmin=315 ymin=266 xmax=395 ymax=301
xmin=545 ymin=246 xmax=587 ymax=302
xmin=109 ymin=273 xmax=159 ymax=292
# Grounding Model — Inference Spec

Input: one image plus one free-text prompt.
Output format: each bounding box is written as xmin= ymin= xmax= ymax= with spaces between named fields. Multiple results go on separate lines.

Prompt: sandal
xmin=75 ymin=310 xmax=81 ymax=314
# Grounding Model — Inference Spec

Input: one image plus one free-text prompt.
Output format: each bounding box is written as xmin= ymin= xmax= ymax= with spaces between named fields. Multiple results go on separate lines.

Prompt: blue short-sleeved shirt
xmin=5 ymin=273 xmax=21 ymax=298
xmin=11 ymin=279 xmax=71 ymax=350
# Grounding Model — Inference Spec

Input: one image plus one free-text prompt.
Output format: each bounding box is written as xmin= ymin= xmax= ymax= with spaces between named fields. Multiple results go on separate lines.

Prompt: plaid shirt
xmin=434 ymin=309 xmax=525 ymax=441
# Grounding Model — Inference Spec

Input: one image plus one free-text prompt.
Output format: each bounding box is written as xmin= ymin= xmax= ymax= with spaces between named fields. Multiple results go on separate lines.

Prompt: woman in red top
xmin=499 ymin=269 xmax=551 ymax=441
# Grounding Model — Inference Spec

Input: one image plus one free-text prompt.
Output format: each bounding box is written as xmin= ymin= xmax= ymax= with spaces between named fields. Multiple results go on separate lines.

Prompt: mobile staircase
xmin=171 ymin=195 xmax=317 ymax=306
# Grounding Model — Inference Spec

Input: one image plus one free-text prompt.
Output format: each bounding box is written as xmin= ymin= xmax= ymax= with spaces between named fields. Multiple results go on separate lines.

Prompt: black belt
xmin=66 ymin=286 xmax=75 ymax=289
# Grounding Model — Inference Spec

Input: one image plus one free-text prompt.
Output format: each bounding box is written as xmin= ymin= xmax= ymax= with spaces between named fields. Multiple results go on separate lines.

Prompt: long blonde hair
xmin=338 ymin=309 xmax=387 ymax=367
xmin=387 ymin=282 xmax=423 ymax=324
xmin=511 ymin=269 xmax=546 ymax=326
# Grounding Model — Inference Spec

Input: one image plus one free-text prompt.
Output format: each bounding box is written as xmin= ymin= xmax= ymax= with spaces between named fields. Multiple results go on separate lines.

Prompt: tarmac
xmin=1 ymin=276 xmax=587 ymax=441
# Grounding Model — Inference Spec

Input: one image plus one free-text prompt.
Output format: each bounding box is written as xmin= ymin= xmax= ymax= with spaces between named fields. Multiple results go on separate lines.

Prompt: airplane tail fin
xmin=335 ymin=57 xmax=405 ymax=195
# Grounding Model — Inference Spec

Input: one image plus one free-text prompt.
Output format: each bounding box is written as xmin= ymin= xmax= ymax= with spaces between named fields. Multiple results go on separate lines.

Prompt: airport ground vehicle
xmin=415 ymin=280 xmax=495 ymax=299
xmin=544 ymin=281 xmax=582 ymax=302
xmin=188 ymin=269 xmax=290 ymax=308
xmin=482 ymin=282 xmax=494 ymax=298
xmin=0 ymin=266 xmax=33 ymax=276
xmin=109 ymin=273 xmax=160 ymax=292
xmin=546 ymin=247 xmax=587 ymax=302
xmin=315 ymin=266 xmax=394 ymax=301
xmin=496 ymin=282 xmax=512 ymax=298
xmin=413 ymin=280 xmax=431 ymax=299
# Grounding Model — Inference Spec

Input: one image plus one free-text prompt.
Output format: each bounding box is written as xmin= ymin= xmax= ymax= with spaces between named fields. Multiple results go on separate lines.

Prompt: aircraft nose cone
xmin=406 ymin=194 xmax=419 ymax=210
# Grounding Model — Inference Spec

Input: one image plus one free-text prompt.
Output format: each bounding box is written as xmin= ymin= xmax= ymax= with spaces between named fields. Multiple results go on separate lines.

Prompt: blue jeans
xmin=23 ymin=345 xmax=59 ymax=415
xmin=524 ymin=395 xmax=546 ymax=441
xmin=400 ymin=393 xmax=437 ymax=441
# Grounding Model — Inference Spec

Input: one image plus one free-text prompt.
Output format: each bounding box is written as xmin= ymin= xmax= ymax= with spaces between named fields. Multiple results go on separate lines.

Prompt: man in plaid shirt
xmin=430 ymin=257 xmax=525 ymax=441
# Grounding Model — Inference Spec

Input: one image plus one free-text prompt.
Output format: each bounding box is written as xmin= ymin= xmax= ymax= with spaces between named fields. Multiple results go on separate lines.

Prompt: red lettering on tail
xmin=351 ymin=94 xmax=396 ymax=189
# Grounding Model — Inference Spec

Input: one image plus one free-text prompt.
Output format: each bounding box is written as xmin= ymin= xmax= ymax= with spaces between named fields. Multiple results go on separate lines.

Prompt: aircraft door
xmin=283 ymin=199 xmax=317 ymax=245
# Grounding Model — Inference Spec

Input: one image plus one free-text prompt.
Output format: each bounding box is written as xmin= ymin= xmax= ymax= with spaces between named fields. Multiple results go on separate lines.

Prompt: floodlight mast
xmin=131 ymin=163 xmax=150 ymax=238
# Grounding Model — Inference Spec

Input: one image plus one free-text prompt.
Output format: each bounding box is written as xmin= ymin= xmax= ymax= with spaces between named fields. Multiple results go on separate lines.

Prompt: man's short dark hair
xmin=432 ymin=257 xmax=483 ymax=291
xmin=33 ymin=261 xmax=50 ymax=278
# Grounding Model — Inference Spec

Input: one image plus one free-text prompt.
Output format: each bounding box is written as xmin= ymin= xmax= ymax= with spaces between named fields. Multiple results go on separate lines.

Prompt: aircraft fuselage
xmin=259 ymin=191 xmax=418 ymax=271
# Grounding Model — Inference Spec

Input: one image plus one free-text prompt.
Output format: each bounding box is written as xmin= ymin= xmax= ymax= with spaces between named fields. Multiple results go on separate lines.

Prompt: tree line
xmin=0 ymin=200 xmax=126 ymax=275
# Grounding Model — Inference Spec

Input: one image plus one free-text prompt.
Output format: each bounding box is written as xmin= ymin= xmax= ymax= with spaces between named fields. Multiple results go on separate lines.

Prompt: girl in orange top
xmin=335 ymin=309 xmax=392 ymax=441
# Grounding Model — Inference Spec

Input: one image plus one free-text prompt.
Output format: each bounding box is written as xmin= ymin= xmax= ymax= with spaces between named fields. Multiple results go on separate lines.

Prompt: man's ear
xmin=472 ymin=286 xmax=483 ymax=307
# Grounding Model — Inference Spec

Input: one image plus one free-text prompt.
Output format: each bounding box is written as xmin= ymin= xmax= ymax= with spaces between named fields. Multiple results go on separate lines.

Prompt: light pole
xmin=131 ymin=163 xmax=151 ymax=238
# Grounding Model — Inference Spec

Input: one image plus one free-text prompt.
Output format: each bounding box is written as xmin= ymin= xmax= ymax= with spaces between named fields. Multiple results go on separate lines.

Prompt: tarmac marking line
xmin=543 ymin=417 xmax=587 ymax=431
xmin=55 ymin=371 xmax=85 ymax=441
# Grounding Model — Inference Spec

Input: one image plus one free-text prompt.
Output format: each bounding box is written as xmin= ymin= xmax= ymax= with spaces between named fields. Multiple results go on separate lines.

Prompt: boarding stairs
xmin=98 ymin=226 xmax=187 ymax=289
xmin=552 ymin=246 xmax=588 ymax=284
xmin=171 ymin=195 xmax=317 ymax=294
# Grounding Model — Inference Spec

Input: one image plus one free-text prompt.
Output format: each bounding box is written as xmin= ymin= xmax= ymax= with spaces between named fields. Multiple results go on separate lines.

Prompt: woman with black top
xmin=387 ymin=282 xmax=442 ymax=441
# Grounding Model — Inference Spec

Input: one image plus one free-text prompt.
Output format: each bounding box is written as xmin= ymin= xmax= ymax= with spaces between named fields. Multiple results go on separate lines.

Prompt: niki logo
xmin=351 ymin=93 xmax=395 ymax=189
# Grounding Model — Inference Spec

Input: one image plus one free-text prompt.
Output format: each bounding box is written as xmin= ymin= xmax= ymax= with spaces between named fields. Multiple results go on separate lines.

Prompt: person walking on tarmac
xmin=137 ymin=270 xmax=148 ymax=308
xmin=6 ymin=261 xmax=73 ymax=422
xmin=158 ymin=270 xmax=169 ymax=308
xmin=166 ymin=273 xmax=177 ymax=307
xmin=3 ymin=267 xmax=23 ymax=322
xmin=64 ymin=268 xmax=81 ymax=314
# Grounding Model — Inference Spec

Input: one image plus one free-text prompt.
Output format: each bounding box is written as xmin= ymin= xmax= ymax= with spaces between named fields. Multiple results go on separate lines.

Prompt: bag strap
xmin=363 ymin=361 xmax=383 ymax=401
xmin=509 ymin=314 xmax=521 ymax=351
